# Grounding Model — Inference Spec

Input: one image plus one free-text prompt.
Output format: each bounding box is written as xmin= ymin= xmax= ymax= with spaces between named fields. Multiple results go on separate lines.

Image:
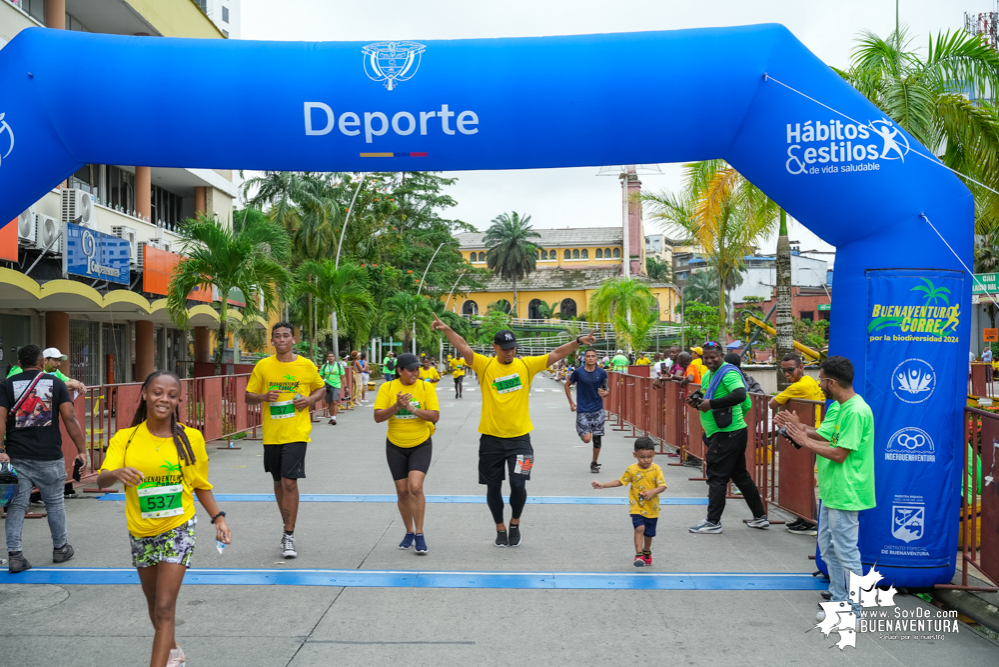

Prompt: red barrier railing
xmin=938 ymin=407 xmax=999 ymax=591
xmin=605 ymin=373 xmax=822 ymax=523
xmin=969 ymin=362 xmax=994 ymax=398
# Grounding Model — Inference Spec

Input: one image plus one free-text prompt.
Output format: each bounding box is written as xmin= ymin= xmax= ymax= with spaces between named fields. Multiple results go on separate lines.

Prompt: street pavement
xmin=2 ymin=372 xmax=998 ymax=666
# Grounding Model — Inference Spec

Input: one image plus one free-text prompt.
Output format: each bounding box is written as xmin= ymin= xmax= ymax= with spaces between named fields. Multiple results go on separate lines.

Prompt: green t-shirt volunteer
xmin=7 ymin=366 xmax=69 ymax=382
xmin=699 ymin=366 xmax=752 ymax=436
xmin=814 ymin=394 xmax=876 ymax=511
xmin=611 ymin=354 xmax=629 ymax=372
xmin=319 ymin=361 xmax=344 ymax=388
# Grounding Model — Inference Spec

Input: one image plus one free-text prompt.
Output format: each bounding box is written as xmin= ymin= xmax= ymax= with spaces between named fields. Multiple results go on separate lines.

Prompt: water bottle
xmin=216 ymin=540 xmax=226 ymax=554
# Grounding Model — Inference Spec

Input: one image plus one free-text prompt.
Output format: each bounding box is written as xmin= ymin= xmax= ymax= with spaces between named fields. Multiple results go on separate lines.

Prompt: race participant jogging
xmin=374 ymin=353 xmax=440 ymax=555
xmin=451 ymin=356 xmax=466 ymax=399
xmin=419 ymin=357 xmax=441 ymax=385
xmin=245 ymin=322 xmax=324 ymax=559
xmin=564 ymin=348 xmax=610 ymax=473
xmin=98 ymin=371 xmax=231 ymax=667
xmin=433 ymin=314 xmax=596 ymax=547
xmin=319 ymin=351 xmax=345 ymax=426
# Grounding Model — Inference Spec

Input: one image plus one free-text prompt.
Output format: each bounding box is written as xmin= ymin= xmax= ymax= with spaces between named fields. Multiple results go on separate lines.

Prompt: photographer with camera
xmin=687 ymin=342 xmax=769 ymax=534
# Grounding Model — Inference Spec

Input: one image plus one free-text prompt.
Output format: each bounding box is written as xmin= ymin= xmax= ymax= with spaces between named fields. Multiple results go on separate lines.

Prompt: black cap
xmin=493 ymin=329 xmax=517 ymax=350
xmin=396 ymin=352 xmax=421 ymax=371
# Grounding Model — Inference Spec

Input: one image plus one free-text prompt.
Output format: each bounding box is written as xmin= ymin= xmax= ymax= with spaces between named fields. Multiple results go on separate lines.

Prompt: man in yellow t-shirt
xmin=636 ymin=354 xmax=651 ymax=366
xmin=419 ymin=358 xmax=441 ymax=386
xmin=245 ymin=322 xmax=325 ymax=559
xmin=769 ymin=352 xmax=824 ymax=536
xmin=450 ymin=355 xmax=466 ymax=399
xmin=690 ymin=347 xmax=708 ymax=377
xmin=432 ymin=314 xmax=596 ymax=547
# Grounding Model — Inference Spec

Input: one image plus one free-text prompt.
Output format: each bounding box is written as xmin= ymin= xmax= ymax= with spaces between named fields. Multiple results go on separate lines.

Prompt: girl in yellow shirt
xmin=99 ymin=371 xmax=231 ymax=667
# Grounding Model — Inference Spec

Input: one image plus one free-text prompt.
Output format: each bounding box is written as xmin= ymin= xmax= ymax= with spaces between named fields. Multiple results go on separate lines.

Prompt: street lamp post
xmin=330 ymin=173 xmax=367 ymax=361
xmin=413 ymin=241 xmax=448 ymax=354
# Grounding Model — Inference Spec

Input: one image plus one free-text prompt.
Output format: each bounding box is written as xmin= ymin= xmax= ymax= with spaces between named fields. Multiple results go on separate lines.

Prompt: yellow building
xmin=451 ymin=227 xmax=678 ymax=323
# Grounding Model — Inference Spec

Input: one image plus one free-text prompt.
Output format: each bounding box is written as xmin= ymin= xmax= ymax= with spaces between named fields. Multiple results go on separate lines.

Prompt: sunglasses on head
xmin=703 ymin=342 xmax=721 ymax=349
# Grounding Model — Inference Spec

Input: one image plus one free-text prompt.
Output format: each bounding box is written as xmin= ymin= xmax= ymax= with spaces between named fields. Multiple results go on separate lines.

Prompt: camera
xmin=687 ymin=389 xmax=704 ymax=408
xmin=777 ymin=426 xmax=802 ymax=449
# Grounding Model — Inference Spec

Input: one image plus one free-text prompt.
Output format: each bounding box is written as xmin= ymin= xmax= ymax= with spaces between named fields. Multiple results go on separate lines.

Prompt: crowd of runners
xmin=0 ymin=317 xmax=877 ymax=665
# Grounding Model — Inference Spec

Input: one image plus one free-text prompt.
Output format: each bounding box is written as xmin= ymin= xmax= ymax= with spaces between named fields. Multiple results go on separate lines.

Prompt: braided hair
xmin=130 ymin=370 xmax=196 ymax=467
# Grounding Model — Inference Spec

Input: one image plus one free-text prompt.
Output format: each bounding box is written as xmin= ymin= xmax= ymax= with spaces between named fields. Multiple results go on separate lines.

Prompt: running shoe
xmin=590 ymin=462 xmax=600 ymax=474
xmin=414 ymin=534 xmax=428 ymax=554
xmin=633 ymin=555 xmax=645 ymax=567
xmin=509 ymin=524 xmax=521 ymax=547
xmin=495 ymin=530 xmax=509 ymax=547
xmin=747 ymin=515 xmax=770 ymax=529
xmin=787 ymin=520 xmax=818 ymax=536
xmin=642 ymin=554 xmax=652 ymax=567
xmin=398 ymin=532 xmax=415 ymax=550
xmin=328 ymin=417 xmax=337 ymax=425
xmin=281 ymin=534 xmax=297 ymax=558
xmin=166 ymin=644 xmax=186 ymax=667
xmin=820 ymin=591 xmax=833 ymax=601
xmin=688 ymin=519 xmax=723 ymax=534
xmin=64 ymin=489 xmax=78 ymax=499
xmin=8 ymin=551 xmax=30 ymax=573
xmin=52 ymin=544 xmax=75 ymax=563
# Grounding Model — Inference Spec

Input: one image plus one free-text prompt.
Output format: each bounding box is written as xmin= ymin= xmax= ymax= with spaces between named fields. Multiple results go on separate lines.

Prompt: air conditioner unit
xmin=112 ymin=225 xmax=138 ymax=264
xmin=137 ymin=240 xmax=156 ymax=268
xmin=36 ymin=214 xmax=62 ymax=253
xmin=160 ymin=241 xmax=172 ymax=254
xmin=61 ymin=188 xmax=95 ymax=229
xmin=17 ymin=206 xmax=36 ymax=246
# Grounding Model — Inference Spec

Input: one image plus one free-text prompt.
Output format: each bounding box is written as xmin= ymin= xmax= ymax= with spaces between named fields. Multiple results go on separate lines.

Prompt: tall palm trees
xmin=484 ymin=212 xmax=540 ymax=317
xmin=642 ymin=160 xmax=778 ymax=335
xmin=383 ymin=292 xmax=435 ymax=351
xmin=168 ymin=213 xmax=290 ymax=375
xmin=839 ymin=27 xmax=999 ymax=227
xmin=589 ymin=277 xmax=657 ymax=353
xmin=294 ymin=260 xmax=375 ymax=351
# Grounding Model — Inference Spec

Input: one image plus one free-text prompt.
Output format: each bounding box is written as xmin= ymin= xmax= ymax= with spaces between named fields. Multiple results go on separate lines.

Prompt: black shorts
xmin=263 ymin=442 xmax=308 ymax=482
xmin=386 ymin=438 xmax=433 ymax=481
xmin=478 ymin=434 xmax=534 ymax=485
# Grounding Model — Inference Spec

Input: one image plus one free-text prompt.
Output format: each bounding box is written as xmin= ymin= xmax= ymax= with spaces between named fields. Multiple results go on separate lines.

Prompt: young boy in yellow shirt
xmin=592 ymin=437 xmax=666 ymax=567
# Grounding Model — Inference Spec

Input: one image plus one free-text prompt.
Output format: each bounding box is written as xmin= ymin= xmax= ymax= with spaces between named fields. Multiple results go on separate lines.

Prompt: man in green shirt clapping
xmin=777 ymin=356 xmax=875 ymax=614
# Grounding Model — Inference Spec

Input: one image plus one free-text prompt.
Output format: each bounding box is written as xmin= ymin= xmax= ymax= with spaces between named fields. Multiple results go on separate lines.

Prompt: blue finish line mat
xmin=96 ymin=493 xmax=709 ymax=505
xmin=0 ymin=568 xmax=824 ymax=590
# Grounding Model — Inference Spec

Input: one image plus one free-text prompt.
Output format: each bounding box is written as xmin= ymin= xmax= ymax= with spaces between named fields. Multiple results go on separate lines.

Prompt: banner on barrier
xmin=863 ymin=269 xmax=964 ymax=585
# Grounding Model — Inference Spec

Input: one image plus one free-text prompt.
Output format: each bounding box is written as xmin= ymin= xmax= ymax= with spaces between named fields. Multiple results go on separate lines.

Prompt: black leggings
xmin=486 ymin=475 xmax=527 ymax=524
xmin=454 ymin=376 xmax=463 ymax=391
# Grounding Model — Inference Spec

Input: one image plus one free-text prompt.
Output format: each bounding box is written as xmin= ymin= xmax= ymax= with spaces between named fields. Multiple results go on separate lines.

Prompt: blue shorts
xmin=631 ymin=514 xmax=658 ymax=537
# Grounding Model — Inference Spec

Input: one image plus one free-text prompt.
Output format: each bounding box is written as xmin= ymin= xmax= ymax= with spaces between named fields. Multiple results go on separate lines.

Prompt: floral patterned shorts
xmin=130 ymin=516 xmax=197 ymax=568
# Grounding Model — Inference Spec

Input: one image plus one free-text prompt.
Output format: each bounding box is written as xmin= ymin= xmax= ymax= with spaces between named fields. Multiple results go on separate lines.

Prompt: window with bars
xmin=102 ymin=323 xmax=128 ymax=385
xmin=70 ymin=321 xmax=101 ymax=388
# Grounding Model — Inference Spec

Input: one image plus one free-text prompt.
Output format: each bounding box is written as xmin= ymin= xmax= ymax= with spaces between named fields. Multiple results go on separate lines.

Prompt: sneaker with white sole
xmin=508 ymin=524 xmax=521 ymax=547
xmin=398 ymin=532 xmax=415 ymax=550
xmin=281 ymin=533 xmax=297 ymax=558
xmin=689 ymin=519 xmax=723 ymax=534
xmin=633 ymin=555 xmax=645 ymax=567
xmin=747 ymin=515 xmax=770 ymax=529
xmin=787 ymin=519 xmax=818 ymax=536
xmin=166 ymin=644 xmax=186 ymax=667
xmin=414 ymin=533 xmax=428 ymax=554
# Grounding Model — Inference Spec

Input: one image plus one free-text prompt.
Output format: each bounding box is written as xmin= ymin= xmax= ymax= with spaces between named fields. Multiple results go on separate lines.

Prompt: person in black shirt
xmin=0 ymin=344 xmax=87 ymax=573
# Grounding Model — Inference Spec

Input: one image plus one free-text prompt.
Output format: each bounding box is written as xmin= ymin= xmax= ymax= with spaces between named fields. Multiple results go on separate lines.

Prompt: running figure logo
xmin=0 ymin=113 xmax=13 ymax=167
xmin=362 ymin=42 xmax=426 ymax=90
xmin=868 ymin=118 xmax=909 ymax=162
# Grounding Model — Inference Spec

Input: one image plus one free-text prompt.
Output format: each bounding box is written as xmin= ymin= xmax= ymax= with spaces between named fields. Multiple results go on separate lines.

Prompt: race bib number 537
xmin=492 ymin=373 xmax=523 ymax=395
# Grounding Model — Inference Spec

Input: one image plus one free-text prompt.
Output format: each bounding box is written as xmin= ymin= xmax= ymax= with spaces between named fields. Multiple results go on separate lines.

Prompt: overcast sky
xmin=240 ymin=0 xmax=985 ymax=255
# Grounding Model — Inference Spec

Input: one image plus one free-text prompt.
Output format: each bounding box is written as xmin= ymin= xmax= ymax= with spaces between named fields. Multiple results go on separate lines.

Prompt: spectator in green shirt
xmin=777 ymin=355 xmax=875 ymax=614
xmin=611 ymin=349 xmax=629 ymax=372
xmin=40 ymin=349 xmax=85 ymax=394
xmin=319 ymin=352 xmax=345 ymax=425
xmin=688 ymin=341 xmax=768 ymax=534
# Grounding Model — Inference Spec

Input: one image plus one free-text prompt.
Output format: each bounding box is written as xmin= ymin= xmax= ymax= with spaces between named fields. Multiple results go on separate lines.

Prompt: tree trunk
xmin=512 ymin=277 xmax=518 ymax=318
xmin=718 ymin=264 xmax=726 ymax=343
xmin=215 ymin=309 xmax=227 ymax=377
xmin=775 ymin=209 xmax=794 ymax=391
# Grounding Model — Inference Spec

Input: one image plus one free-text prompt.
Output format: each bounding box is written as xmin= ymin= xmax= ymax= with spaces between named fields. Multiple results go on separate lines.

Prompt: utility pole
xmin=775 ymin=209 xmax=794 ymax=391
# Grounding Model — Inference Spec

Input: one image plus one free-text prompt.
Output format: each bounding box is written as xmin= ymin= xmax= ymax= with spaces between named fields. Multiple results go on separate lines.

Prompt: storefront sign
xmin=65 ymin=223 xmax=129 ymax=285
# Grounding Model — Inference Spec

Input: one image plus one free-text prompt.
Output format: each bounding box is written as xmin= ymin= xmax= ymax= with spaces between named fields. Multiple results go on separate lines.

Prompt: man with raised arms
xmin=432 ymin=314 xmax=596 ymax=547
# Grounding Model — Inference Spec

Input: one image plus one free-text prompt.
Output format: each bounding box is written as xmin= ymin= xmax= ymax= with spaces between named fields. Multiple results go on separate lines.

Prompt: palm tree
xmin=487 ymin=299 xmax=512 ymax=314
xmin=383 ymin=292 xmax=435 ymax=351
xmin=535 ymin=300 xmax=560 ymax=319
xmin=642 ymin=160 xmax=778 ymax=335
xmin=645 ymin=256 xmax=674 ymax=283
xmin=295 ymin=260 xmax=375 ymax=352
xmin=589 ymin=277 xmax=656 ymax=353
xmin=617 ymin=305 xmax=658 ymax=355
xmin=168 ymin=213 xmax=290 ymax=375
xmin=977 ymin=220 xmax=999 ymax=330
xmin=685 ymin=270 xmax=721 ymax=305
xmin=483 ymin=212 xmax=540 ymax=316
xmin=839 ymin=27 xmax=999 ymax=228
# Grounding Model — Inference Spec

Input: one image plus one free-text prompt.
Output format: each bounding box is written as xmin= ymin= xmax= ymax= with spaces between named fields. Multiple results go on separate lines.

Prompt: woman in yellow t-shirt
xmin=374 ymin=353 xmax=440 ymax=554
xmin=98 ymin=371 xmax=231 ymax=667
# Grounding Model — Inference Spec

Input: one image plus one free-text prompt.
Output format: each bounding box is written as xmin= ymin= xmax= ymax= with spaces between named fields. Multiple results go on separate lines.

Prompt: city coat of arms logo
xmin=362 ymin=41 xmax=426 ymax=90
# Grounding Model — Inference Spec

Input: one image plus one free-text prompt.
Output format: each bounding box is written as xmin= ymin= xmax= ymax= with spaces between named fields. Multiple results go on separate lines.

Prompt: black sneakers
xmin=53 ymin=544 xmax=74 ymax=564
xmin=8 ymin=551 xmax=31 ymax=573
xmin=495 ymin=530 xmax=509 ymax=547
xmin=787 ymin=518 xmax=818 ymax=536
xmin=590 ymin=462 xmax=601 ymax=474
xmin=508 ymin=524 xmax=521 ymax=547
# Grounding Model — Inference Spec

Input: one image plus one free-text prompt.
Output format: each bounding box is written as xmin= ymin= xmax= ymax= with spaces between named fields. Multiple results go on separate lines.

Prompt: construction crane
xmin=742 ymin=314 xmax=822 ymax=363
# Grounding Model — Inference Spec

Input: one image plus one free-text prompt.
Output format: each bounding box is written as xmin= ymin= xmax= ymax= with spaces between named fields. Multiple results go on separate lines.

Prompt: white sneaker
xmin=166 ymin=644 xmax=186 ymax=667
xmin=688 ymin=519 xmax=723 ymax=534
xmin=747 ymin=515 xmax=770 ymax=529
xmin=281 ymin=534 xmax=297 ymax=558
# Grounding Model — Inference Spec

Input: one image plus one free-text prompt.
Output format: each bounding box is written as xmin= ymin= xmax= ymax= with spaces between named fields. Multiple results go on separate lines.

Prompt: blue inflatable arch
xmin=0 ymin=25 xmax=973 ymax=586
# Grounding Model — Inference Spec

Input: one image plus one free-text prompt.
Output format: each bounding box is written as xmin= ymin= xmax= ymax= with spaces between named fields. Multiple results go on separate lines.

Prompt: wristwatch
xmin=211 ymin=511 xmax=227 ymax=524
xmin=575 ymin=335 xmax=584 ymax=345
